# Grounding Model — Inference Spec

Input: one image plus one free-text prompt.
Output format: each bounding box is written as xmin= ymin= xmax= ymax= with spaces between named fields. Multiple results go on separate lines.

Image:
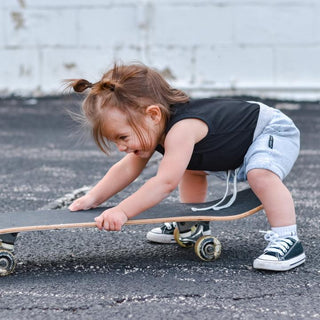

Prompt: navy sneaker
xmin=253 ymin=231 xmax=306 ymax=271
xmin=146 ymin=222 xmax=177 ymax=243
xmin=146 ymin=222 xmax=211 ymax=244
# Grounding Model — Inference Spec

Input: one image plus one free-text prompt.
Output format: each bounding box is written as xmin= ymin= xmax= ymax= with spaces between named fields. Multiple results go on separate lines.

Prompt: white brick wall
xmin=0 ymin=0 xmax=319 ymax=100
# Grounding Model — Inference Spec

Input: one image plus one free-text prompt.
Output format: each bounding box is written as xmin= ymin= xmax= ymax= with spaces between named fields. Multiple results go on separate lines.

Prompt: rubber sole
xmin=253 ymin=252 xmax=306 ymax=271
xmin=146 ymin=232 xmax=176 ymax=244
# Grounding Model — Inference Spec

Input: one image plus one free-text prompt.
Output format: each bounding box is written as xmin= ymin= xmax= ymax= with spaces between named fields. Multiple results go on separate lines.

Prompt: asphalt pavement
xmin=0 ymin=95 xmax=319 ymax=319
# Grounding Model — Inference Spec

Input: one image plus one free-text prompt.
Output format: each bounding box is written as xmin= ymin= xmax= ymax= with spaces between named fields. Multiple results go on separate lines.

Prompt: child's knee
xmin=247 ymin=168 xmax=279 ymax=192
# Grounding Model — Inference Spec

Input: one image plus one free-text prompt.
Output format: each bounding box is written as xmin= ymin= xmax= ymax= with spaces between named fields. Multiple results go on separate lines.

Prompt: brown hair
xmin=66 ymin=63 xmax=189 ymax=153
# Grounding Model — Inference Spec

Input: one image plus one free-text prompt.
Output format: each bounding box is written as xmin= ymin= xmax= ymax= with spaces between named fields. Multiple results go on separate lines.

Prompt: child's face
xmin=102 ymin=107 xmax=162 ymax=158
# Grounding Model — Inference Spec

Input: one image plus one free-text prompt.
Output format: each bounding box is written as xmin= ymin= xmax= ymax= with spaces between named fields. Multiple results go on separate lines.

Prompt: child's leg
xmin=247 ymin=169 xmax=296 ymax=227
xmin=176 ymin=170 xmax=210 ymax=236
xmin=179 ymin=170 xmax=207 ymax=203
xmin=247 ymin=169 xmax=305 ymax=271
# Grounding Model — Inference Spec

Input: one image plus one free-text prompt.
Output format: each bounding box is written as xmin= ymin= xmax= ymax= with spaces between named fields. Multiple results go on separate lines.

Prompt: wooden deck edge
xmin=0 ymin=205 xmax=263 ymax=234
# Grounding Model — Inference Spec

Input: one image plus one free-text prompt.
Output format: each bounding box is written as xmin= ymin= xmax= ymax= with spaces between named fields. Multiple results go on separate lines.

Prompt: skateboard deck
xmin=0 ymin=188 xmax=262 ymax=234
xmin=0 ymin=188 xmax=263 ymax=275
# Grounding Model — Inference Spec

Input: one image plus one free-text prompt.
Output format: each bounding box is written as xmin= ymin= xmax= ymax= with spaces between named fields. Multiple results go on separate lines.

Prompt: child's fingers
xmin=114 ymin=221 xmax=122 ymax=231
xmin=69 ymin=197 xmax=92 ymax=211
xmin=68 ymin=200 xmax=85 ymax=211
xmin=94 ymin=215 xmax=105 ymax=230
xmin=68 ymin=201 xmax=80 ymax=211
xmin=94 ymin=209 xmax=126 ymax=231
xmin=94 ymin=215 xmax=116 ymax=231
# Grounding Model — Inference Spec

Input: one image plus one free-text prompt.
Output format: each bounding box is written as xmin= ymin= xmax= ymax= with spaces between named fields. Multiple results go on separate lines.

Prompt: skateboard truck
xmin=176 ymin=223 xmax=207 ymax=245
xmin=174 ymin=223 xmax=222 ymax=261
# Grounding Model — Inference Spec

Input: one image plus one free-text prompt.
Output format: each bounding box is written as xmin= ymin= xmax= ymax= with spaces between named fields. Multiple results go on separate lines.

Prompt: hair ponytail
xmin=65 ymin=79 xmax=93 ymax=93
xmin=66 ymin=78 xmax=123 ymax=96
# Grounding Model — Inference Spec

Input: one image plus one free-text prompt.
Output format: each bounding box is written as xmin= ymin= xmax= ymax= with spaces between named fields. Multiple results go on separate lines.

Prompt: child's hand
xmin=94 ymin=206 xmax=128 ymax=231
xmin=68 ymin=194 xmax=97 ymax=211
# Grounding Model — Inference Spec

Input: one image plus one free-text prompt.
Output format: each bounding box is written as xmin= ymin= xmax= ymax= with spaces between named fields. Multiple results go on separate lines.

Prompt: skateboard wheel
xmin=194 ymin=236 xmax=221 ymax=262
xmin=0 ymin=249 xmax=16 ymax=276
xmin=173 ymin=228 xmax=193 ymax=248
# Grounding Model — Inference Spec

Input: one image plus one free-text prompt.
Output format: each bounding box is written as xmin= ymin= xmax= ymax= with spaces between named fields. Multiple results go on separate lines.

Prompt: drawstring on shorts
xmin=191 ymin=168 xmax=239 ymax=212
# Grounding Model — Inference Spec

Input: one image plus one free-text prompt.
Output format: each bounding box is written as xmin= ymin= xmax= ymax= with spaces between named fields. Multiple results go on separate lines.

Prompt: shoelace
xmin=191 ymin=168 xmax=239 ymax=212
xmin=164 ymin=222 xmax=176 ymax=230
xmin=260 ymin=230 xmax=294 ymax=256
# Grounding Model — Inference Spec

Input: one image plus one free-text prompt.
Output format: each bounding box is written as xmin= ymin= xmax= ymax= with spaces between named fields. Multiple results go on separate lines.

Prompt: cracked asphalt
xmin=0 ymin=96 xmax=319 ymax=319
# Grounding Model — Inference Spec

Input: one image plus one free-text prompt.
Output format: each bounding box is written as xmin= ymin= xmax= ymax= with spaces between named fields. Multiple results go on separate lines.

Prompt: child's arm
xmin=69 ymin=153 xmax=150 ymax=211
xmin=95 ymin=118 xmax=208 ymax=230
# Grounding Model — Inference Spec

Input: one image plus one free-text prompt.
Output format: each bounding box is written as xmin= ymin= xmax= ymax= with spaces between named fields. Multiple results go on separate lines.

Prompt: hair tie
xmin=100 ymin=80 xmax=116 ymax=92
xmin=108 ymin=83 xmax=115 ymax=92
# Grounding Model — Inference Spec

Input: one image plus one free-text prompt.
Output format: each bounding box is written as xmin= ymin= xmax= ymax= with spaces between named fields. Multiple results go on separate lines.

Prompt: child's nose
xmin=117 ymin=144 xmax=127 ymax=152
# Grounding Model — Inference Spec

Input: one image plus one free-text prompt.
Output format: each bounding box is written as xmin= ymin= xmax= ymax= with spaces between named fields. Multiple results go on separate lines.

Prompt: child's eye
xmin=119 ymin=136 xmax=128 ymax=141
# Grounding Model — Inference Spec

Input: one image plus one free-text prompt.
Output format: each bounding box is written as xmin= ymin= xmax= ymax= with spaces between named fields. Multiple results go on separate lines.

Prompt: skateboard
xmin=0 ymin=188 xmax=262 ymax=276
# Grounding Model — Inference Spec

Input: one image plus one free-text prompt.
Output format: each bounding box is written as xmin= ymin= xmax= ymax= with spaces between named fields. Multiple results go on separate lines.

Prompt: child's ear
xmin=145 ymin=105 xmax=162 ymax=124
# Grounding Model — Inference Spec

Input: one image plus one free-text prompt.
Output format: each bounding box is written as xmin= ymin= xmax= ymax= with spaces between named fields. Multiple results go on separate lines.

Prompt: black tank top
xmin=155 ymin=98 xmax=260 ymax=171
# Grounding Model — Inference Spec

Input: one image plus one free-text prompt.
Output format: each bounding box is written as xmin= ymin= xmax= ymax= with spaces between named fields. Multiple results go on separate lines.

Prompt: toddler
xmin=68 ymin=63 xmax=305 ymax=271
